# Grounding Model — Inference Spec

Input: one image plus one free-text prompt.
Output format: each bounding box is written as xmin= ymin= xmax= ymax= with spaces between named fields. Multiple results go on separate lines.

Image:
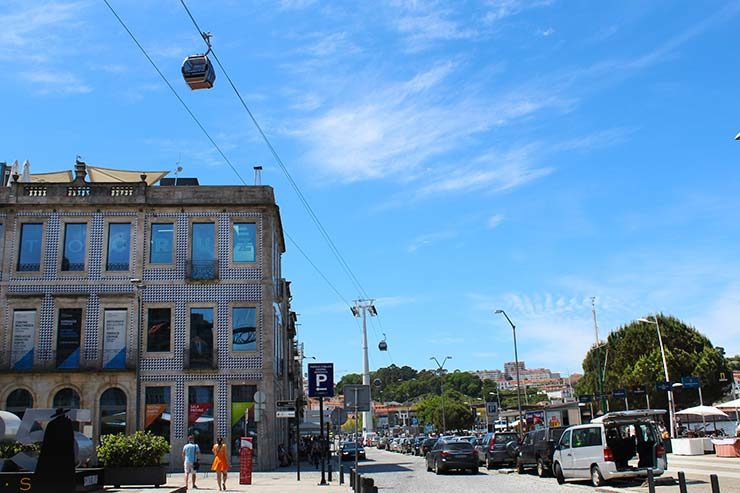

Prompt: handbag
xmin=193 ymin=460 xmax=200 ymax=471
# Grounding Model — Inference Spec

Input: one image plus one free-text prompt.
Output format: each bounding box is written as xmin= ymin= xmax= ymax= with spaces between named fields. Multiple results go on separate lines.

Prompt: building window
xmin=102 ymin=309 xmax=128 ymax=369
xmin=188 ymin=386 xmax=214 ymax=453
xmin=150 ymin=223 xmax=174 ymax=264
xmin=189 ymin=308 xmax=214 ymax=368
xmin=147 ymin=308 xmax=171 ymax=352
xmin=145 ymin=386 xmax=171 ymax=443
xmin=190 ymin=222 xmax=216 ymax=280
xmin=6 ymin=389 xmax=33 ymax=419
xmin=233 ymin=223 xmax=256 ymax=263
xmin=17 ymin=223 xmax=42 ymax=272
xmin=62 ymin=223 xmax=87 ymax=271
xmin=11 ymin=310 xmax=36 ymax=370
xmin=231 ymin=385 xmax=257 ymax=458
xmin=100 ymin=388 xmax=127 ymax=436
xmin=106 ymin=223 xmax=131 ymax=271
xmin=57 ymin=308 xmax=82 ymax=369
xmin=53 ymin=388 xmax=81 ymax=409
xmin=232 ymin=307 xmax=256 ymax=352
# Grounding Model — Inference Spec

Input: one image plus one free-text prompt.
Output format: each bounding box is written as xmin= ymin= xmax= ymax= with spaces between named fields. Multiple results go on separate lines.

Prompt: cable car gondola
xmin=378 ymin=333 xmax=388 ymax=351
xmin=182 ymin=32 xmax=216 ymax=90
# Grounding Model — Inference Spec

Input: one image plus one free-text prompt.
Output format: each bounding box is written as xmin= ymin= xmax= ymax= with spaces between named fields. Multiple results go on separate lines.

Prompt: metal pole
xmin=354 ymin=388 xmax=359 ymax=473
xmin=296 ymin=405 xmax=301 ymax=481
xmin=653 ymin=316 xmax=676 ymax=438
xmin=359 ymin=302 xmax=374 ymax=434
xmin=320 ymin=397 xmax=326 ymax=485
xmin=512 ymin=323 xmax=524 ymax=437
xmin=440 ymin=370 xmax=446 ymax=433
xmin=592 ymin=298 xmax=606 ymax=414
xmin=134 ymin=282 xmax=143 ymax=431
xmin=699 ymin=386 xmax=706 ymax=431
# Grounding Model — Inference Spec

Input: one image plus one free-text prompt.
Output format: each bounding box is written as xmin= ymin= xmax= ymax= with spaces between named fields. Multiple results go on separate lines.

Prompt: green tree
xmin=727 ymin=355 xmax=740 ymax=371
xmin=414 ymin=390 xmax=475 ymax=432
xmin=444 ymin=371 xmax=483 ymax=398
xmin=576 ymin=314 xmax=730 ymax=411
xmin=335 ymin=373 xmax=362 ymax=396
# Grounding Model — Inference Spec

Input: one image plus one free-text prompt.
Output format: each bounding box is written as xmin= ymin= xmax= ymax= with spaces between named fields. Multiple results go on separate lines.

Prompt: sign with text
xmin=343 ymin=384 xmax=371 ymax=411
xmin=11 ymin=310 xmax=36 ymax=370
xmin=633 ymin=385 xmax=647 ymax=395
xmin=307 ymin=363 xmax=334 ymax=398
xmin=485 ymin=402 xmax=499 ymax=419
xmin=578 ymin=395 xmax=593 ymax=403
xmin=612 ymin=389 xmax=627 ymax=398
xmin=103 ymin=309 xmax=127 ymax=369
xmin=681 ymin=376 xmax=701 ymax=389
xmin=656 ymin=381 xmax=673 ymax=392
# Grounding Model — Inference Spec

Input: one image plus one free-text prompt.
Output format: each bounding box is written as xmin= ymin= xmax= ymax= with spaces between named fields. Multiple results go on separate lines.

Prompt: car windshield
xmin=445 ymin=442 xmax=473 ymax=450
xmin=495 ymin=433 xmax=518 ymax=443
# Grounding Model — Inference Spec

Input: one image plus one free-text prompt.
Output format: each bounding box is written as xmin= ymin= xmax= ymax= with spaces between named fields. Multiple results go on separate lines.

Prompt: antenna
xmin=254 ymin=165 xmax=263 ymax=185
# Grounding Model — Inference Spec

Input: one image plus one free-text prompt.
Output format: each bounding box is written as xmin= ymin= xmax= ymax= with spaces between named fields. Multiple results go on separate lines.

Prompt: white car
xmin=552 ymin=410 xmax=667 ymax=487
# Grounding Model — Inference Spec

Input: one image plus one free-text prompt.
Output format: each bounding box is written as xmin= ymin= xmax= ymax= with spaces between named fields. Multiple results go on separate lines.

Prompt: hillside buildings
xmin=0 ymin=160 xmax=301 ymax=470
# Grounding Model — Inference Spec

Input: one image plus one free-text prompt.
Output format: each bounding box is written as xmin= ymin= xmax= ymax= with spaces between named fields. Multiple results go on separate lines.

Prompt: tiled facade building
xmin=0 ymin=161 xmax=301 ymax=470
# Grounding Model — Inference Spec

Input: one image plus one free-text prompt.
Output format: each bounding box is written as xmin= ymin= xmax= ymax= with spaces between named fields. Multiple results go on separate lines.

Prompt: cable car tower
xmin=182 ymin=32 xmax=216 ymax=90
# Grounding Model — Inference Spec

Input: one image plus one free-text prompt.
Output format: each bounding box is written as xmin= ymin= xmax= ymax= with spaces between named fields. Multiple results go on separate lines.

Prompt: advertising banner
xmin=11 ymin=310 xmax=36 ymax=369
xmin=188 ymin=403 xmax=212 ymax=425
xmin=103 ymin=309 xmax=127 ymax=369
xmin=145 ymin=404 xmax=168 ymax=429
xmin=57 ymin=308 xmax=82 ymax=369
xmin=239 ymin=437 xmax=253 ymax=485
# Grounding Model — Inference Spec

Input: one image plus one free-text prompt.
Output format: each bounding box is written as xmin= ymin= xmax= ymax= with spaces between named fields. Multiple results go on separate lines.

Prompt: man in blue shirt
xmin=182 ymin=435 xmax=200 ymax=489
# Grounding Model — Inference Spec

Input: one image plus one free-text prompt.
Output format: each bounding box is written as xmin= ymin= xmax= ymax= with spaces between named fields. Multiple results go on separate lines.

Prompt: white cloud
xmin=487 ymin=214 xmax=504 ymax=229
xmin=484 ymin=0 xmax=554 ymax=24
xmin=539 ymin=27 xmax=555 ymax=37
xmin=20 ymin=70 xmax=92 ymax=95
xmin=407 ymin=230 xmax=457 ymax=253
xmin=279 ymin=0 xmax=317 ymax=10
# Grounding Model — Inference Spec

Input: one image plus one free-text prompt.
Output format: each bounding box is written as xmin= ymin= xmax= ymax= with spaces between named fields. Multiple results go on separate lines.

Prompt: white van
xmin=552 ymin=410 xmax=667 ymax=487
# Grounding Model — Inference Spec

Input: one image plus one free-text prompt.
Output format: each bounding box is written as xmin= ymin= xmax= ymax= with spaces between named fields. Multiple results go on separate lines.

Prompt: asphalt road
xmin=354 ymin=448 xmax=587 ymax=493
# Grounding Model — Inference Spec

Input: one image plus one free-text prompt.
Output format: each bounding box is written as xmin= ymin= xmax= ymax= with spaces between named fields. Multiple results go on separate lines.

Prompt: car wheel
xmin=426 ymin=459 xmax=432 ymax=472
xmin=434 ymin=460 xmax=442 ymax=475
xmin=516 ymin=461 xmax=525 ymax=474
xmin=537 ymin=458 xmax=548 ymax=478
xmin=486 ymin=458 xmax=493 ymax=470
xmin=590 ymin=465 xmax=606 ymax=487
xmin=470 ymin=466 xmax=478 ymax=475
xmin=554 ymin=462 xmax=565 ymax=485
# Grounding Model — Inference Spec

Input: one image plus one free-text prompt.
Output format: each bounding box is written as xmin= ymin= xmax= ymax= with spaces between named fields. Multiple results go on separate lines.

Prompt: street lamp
xmin=495 ymin=309 xmax=524 ymax=437
xmin=639 ymin=315 xmax=676 ymax=438
xmin=430 ymin=356 xmax=452 ymax=433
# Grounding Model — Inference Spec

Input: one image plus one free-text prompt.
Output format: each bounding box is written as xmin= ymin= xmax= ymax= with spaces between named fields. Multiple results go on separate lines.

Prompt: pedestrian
xmin=311 ymin=438 xmax=321 ymax=469
xmin=35 ymin=408 xmax=75 ymax=493
xmin=182 ymin=435 xmax=200 ymax=490
xmin=211 ymin=436 xmax=229 ymax=491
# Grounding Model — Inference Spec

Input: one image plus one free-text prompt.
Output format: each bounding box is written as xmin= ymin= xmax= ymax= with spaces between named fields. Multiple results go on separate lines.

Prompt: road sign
xmin=276 ymin=410 xmax=295 ymax=418
xmin=277 ymin=400 xmax=296 ymax=411
xmin=578 ymin=395 xmax=593 ymax=403
xmin=633 ymin=385 xmax=647 ymax=395
xmin=612 ymin=389 xmax=627 ymax=398
xmin=485 ymin=401 xmax=499 ymax=420
xmin=343 ymin=384 xmax=371 ymax=411
xmin=307 ymin=363 xmax=334 ymax=398
xmin=331 ymin=407 xmax=348 ymax=426
xmin=656 ymin=381 xmax=672 ymax=392
xmin=254 ymin=391 xmax=266 ymax=404
xmin=681 ymin=376 xmax=701 ymax=389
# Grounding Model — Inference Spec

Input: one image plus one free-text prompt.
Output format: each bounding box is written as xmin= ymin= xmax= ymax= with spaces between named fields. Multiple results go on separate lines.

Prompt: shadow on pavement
xmin=353 ymin=462 xmax=415 ymax=473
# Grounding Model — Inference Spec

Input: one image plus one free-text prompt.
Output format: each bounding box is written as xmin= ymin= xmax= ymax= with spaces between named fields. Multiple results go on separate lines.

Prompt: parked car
xmin=340 ymin=441 xmax=366 ymax=461
xmin=420 ymin=437 xmax=438 ymax=457
xmin=516 ymin=426 xmax=567 ymax=477
xmin=477 ymin=431 xmax=519 ymax=469
xmin=377 ymin=437 xmax=389 ymax=450
xmin=426 ymin=440 xmax=479 ymax=475
xmin=551 ymin=410 xmax=667 ymax=487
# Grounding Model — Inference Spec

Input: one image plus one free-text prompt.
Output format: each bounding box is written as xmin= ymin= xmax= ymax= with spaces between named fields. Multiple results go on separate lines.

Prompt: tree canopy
xmin=576 ymin=314 xmax=730 ymax=411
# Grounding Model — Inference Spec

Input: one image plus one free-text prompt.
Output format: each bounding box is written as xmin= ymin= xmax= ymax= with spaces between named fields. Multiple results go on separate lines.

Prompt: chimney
xmin=253 ymin=165 xmax=263 ymax=185
xmin=74 ymin=156 xmax=87 ymax=183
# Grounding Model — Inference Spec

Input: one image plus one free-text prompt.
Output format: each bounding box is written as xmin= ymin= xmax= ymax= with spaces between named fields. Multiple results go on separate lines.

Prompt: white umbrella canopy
xmin=676 ymin=405 xmax=728 ymax=417
xmin=715 ymin=399 xmax=740 ymax=411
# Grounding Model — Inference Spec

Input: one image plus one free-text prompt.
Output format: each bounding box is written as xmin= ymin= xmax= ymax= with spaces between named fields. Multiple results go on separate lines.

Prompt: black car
xmin=516 ymin=427 xmax=567 ymax=477
xmin=477 ymin=431 xmax=519 ymax=469
xmin=426 ymin=440 xmax=479 ymax=475
xmin=420 ymin=437 xmax=438 ymax=457
xmin=340 ymin=441 xmax=366 ymax=460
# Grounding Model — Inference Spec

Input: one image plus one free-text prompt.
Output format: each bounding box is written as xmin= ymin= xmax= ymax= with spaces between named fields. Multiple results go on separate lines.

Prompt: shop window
xmin=145 ymin=386 xmax=171 ymax=443
xmin=230 ymin=385 xmax=257 ymax=458
xmin=147 ymin=308 xmax=171 ymax=352
xmin=106 ymin=223 xmax=131 ymax=271
xmin=6 ymin=389 xmax=33 ymax=419
xmin=188 ymin=386 xmax=214 ymax=453
xmin=232 ymin=307 xmax=256 ymax=352
xmin=232 ymin=223 xmax=256 ymax=262
xmin=61 ymin=223 xmax=86 ymax=271
xmin=53 ymin=388 xmax=81 ymax=409
xmin=190 ymin=222 xmax=216 ymax=279
xmin=17 ymin=223 xmax=42 ymax=272
xmin=150 ymin=223 xmax=174 ymax=264
xmin=100 ymin=388 xmax=127 ymax=436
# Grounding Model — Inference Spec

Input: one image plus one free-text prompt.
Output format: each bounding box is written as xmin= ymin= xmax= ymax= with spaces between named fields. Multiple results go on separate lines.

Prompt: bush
xmin=0 ymin=441 xmax=40 ymax=459
xmin=96 ymin=431 xmax=170 ymax=467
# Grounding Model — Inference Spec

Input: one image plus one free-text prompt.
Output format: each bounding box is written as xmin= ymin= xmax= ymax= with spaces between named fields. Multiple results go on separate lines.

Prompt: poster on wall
xmin=103 ymin=309 xmax=127 ymax=369
xmin=57 ymin=308 xmax=82 ymax=369
xmin=11 ymin=310 xmax=36 ymax=369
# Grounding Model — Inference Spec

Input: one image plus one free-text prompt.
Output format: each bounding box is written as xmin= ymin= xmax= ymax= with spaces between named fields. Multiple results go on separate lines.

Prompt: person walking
xmin=211 ymin=437 xmax=229 ymax=491
xmin=182 ymin=435 xmax=200 ymax=490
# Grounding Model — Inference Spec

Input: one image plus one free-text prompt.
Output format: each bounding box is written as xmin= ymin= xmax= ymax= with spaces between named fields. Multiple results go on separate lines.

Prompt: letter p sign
xmin=308 ymin=363 xmax=334 ymax=398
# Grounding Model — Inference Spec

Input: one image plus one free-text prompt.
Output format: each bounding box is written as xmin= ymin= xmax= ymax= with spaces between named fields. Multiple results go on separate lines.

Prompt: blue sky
xmin=3 ymin=0 xmax=740 ymax=380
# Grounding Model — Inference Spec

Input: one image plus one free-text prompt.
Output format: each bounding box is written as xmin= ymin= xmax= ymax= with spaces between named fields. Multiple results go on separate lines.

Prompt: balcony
xmin=183 ymin=348 xmax=218 ymax=370
xmin=186 ymin=259 xmax=219 ymax=281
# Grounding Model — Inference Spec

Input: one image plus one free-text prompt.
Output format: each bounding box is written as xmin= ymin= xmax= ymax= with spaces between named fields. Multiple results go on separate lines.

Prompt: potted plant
xmin=97 ymin=431 xmax=170 ymax=487
xmin=0 ymin=441 xmax=40 ymax=472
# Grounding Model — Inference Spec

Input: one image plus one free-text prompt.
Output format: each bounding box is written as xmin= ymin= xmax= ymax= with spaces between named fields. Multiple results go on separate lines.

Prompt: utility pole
xmin=351 ymin=299 xmax=377 ymax=434
xmin=591 ymin=297 xmax=607 ymax=414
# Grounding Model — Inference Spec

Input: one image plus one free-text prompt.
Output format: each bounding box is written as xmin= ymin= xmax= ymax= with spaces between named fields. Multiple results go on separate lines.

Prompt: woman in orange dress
xmin=211 ymin=436 xmax=229 ymax=490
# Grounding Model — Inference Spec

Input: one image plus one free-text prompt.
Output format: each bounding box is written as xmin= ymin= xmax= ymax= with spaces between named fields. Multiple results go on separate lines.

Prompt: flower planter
xmin=104 ymin=465 xmax=167 ymax=487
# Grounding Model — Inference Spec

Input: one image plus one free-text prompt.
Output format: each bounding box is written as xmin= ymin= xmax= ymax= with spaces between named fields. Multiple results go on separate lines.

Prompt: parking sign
xmin=307 ymin=363 xmax=334 ymax=398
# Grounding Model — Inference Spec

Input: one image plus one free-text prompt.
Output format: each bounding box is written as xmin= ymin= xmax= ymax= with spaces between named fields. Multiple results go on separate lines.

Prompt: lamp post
xmin=130 ymin=278 xmax=144 ymax=431
xmin=495 ymin=310 xmax=524 ymax=437
xmin=430 ymin=356 xmax=452 ymax=433
xmin=639 ymin=315 xmax=676 ymax=438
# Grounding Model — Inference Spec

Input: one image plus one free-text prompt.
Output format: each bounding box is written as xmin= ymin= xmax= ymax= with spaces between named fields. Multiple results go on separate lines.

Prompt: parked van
xmin=551 ymin=410 xmax=667 ymax=487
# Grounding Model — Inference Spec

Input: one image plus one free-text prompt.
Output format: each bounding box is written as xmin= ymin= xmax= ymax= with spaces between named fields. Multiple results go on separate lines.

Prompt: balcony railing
xmin=16 ymin=262 xmax=41 ymax=272
xmin=0 ymin=350 xmax=134 ymax=371
xmin=186 ymin=259 xmax=219 ymax=281
xmin=105 ymin=262 xmax=130 ymax=272
xmin=183 ymin=348 xmax=218 ymax=370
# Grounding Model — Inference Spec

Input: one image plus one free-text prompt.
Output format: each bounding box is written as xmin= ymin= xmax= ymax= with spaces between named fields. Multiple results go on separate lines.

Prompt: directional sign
xmin=612 ymin=389 xmax=627 ymax=399
xmin=681 ymin=376 xmax=701 ymax=389
xmin=276 ymin=410 xmax=296 ymax=418
xmin=343 ymin=384 xmax=371 ymax=411
xmin=656 ymin=381 xmax=672 ymax=392
xmin=277 ymin=400 xmax=296 ymax=411
xmin=578 ymin=395 xmax=593 ymax=403
xmin=331 ymin=407 xmax=348 ymax=426
xmin=633 ymin=385 xmax=647 ymax=395
xmin=307 ymin=363 xmax=334 ymax=398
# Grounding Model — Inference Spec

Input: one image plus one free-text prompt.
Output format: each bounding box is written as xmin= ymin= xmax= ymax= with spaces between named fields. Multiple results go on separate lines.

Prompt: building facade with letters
xmin=0 ymin=160 xmax=302 ymax=470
